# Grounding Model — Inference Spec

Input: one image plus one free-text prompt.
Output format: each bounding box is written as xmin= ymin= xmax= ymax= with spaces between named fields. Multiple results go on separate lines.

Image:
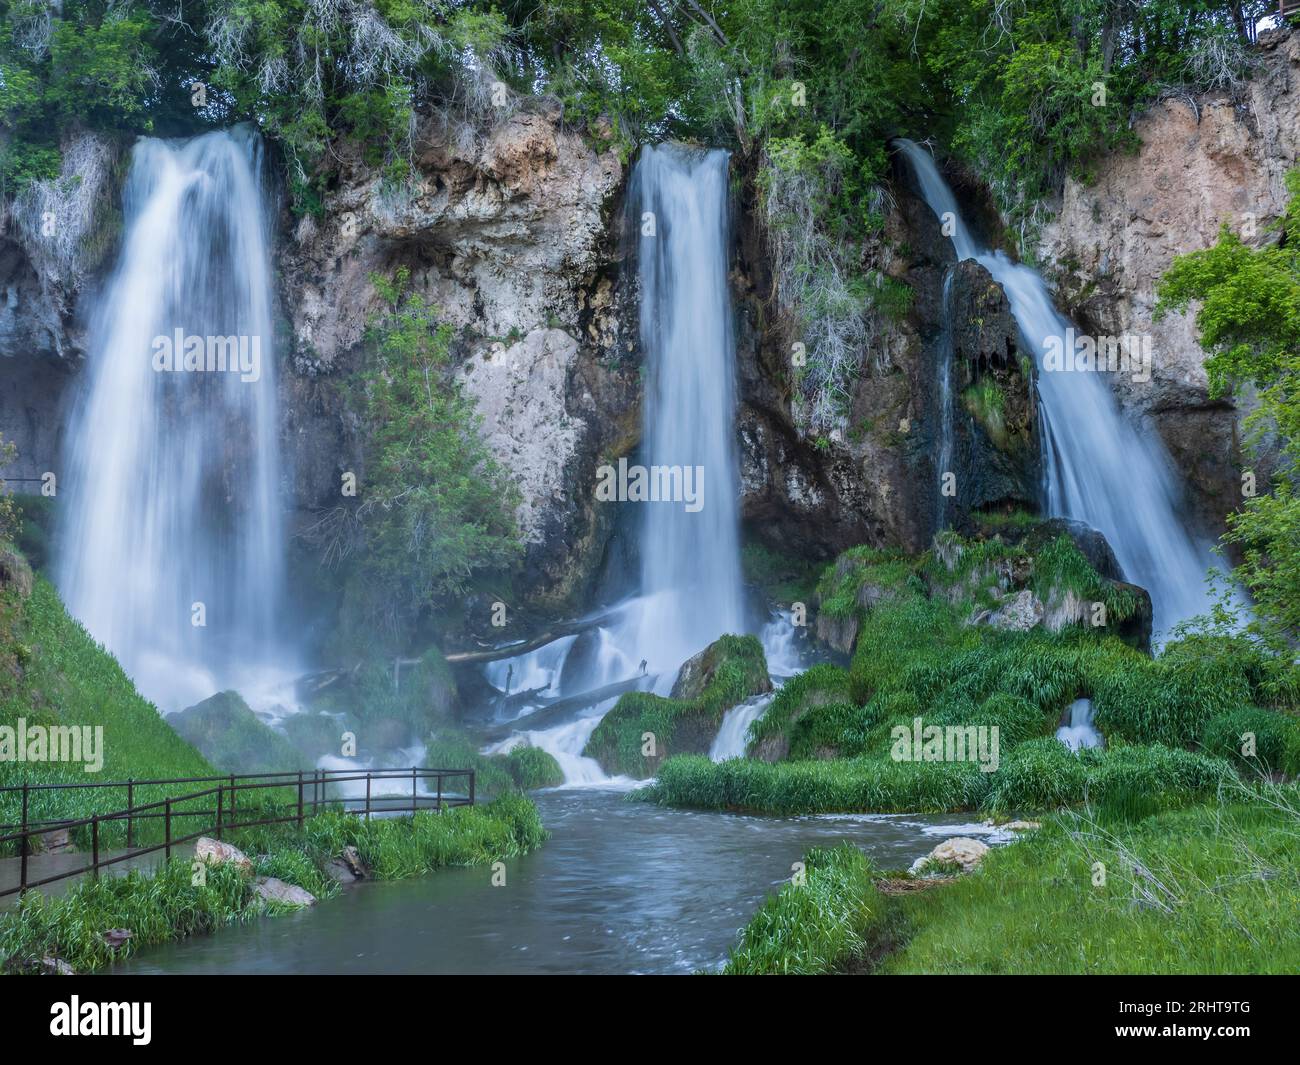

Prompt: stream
xmin=112 ymin=789 xmax=1003 ymax=975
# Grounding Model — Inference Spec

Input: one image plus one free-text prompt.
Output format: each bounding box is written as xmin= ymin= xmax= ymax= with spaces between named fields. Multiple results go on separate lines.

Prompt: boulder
xmin=167 ymin=691 xmax=308 ymax=775
xmin=252 ymin=877 xmax=316 ymax=908
xmin=911 ymin=836 xmax=989 ymax=875
xmin=194 ymin=837 xmax=253 ymax=876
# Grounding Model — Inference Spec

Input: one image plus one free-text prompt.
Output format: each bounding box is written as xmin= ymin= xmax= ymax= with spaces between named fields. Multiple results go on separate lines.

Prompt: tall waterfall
xmin=896 ymin=140 xmax=1220 ymax=639
xmin=623 ymin=143 xmax=746 ymax=675
xmin=58 ymin=128 xmax=288 ymax=710
xmin=485 ymin=144 xmax=748 ymax=783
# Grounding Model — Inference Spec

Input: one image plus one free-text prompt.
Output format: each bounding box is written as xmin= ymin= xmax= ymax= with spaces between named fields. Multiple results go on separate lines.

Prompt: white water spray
xmin=709 ymin=691 xmax=775 ymax=761
xmin=1056 ymin=697 xmax=1104 ymax=751
xmin=897 ymin=140 xmax=1221 ymax=639
xmin=58 ymin=128 xmax=289 ymax=710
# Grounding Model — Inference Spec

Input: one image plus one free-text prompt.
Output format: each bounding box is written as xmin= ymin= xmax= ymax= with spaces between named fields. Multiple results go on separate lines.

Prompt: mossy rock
xmin=505 ymin=746 xmax=565 ymax=790
xmin=584 ymin=635 xmax=771 ymax=778
xmin=748 ymin=664 xmax=853 ymax=762
xmin=166 ymin=691 xmax=308 ymax=774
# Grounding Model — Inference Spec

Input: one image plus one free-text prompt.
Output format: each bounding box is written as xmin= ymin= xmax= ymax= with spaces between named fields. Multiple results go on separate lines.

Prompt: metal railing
xmin=0 ymin=767 xmax=475 ymax=899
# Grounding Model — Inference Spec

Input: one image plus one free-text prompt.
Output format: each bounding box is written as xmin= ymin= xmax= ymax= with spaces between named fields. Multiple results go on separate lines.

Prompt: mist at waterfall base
xmin=896 ymin=140 xmax=1224 ymax=641
xmin=57 ymin=129 xmax=295 ymax=712
xmin=480 ymin=144 xmax=795 ymax=784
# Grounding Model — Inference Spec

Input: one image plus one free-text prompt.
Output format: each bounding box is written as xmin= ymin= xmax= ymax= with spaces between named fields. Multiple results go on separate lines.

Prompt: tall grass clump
xmin=722 ymin=844 xmax=883 ymax=974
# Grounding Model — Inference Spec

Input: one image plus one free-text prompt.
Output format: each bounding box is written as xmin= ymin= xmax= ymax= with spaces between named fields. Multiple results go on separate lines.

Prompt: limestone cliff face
xmin=1036 ymin=28 xmax=1300 ymax=531
xmin=276 ymin=104 xmax=636 ymax=610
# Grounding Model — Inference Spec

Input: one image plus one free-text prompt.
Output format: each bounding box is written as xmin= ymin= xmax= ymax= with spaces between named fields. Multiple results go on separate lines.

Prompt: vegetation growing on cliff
xmin=1158 ymin=169 xmax=1300 ymax=669
xmin=644 ymin=529 xmax=1298 ymax=817
xmin=312 ymin=268 xmax=521 ymax=647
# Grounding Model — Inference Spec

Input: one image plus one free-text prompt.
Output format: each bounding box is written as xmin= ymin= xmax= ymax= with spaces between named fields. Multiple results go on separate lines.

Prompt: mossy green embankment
xmin=584 ymin=634 xmax=771 ymax=777
xmin=643 ymin=526 xmax=1300 ymax=818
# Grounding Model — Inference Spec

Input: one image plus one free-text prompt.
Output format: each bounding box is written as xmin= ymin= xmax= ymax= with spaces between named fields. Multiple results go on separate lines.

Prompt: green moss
xmin=961 ymin=379 xmax=1008 ymax=448
xmin=741 ymin=541 xmax=822 ymax=605
xmin=166 ymin=691 xmax=310 ymax=775
xmin=748 ymin=663 xmax=853 ymax=757
xmin=584 ymin=635 xmax=770 ymax=777
xmin=505 ymin=745 xmax=565 ymax=790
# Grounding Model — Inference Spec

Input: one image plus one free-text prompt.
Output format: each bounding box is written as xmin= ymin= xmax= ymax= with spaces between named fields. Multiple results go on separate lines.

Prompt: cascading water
xmin=896 ymin=140 xmax=1221 ymax=639
xmin=934 ymin=269 xmax=957 ymax=530
xmin=1056 ymin=698 xmax=1103 ymax=751
xmin=709 ymin=691 xmax=776 ymax=762
xmin=58 ymin=128 xmax=289 ymax=711
xmin=485 ymin=144 xmax=748 ymax=783
xmin=626 ymin=144 xmax=746 ymax=670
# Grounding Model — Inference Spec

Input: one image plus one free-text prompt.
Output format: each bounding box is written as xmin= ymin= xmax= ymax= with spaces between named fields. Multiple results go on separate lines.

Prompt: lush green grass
xmin=584 ymin=635 xmax=770 ymax=777
xmin=0 ymin=795 xmax=546 ymax=973
xmin=646 ymin=739 xmax=1235 ymax=819
xmin=885 ymin=798 xmax=1300 ymax=974
xmin=722 ymin=844 xmax=884 ymax=974
xmin=424 ymin=730 xmax=563 ymax=795
xmin=644 ymin=753 xmax=991 ymax=815
xmin=0 ymin=576 xmax=231 ymax=852
xmin=1200 ymin=706 xmax=1300 ymax=776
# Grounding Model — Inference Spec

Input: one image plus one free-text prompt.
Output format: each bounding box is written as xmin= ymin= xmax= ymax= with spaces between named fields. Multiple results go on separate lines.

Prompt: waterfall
xmin=57 ymin=128 xmax=288 ymax=711
xmin=709 ymin=691 xmax=775 ymax=762
xmin=482 ymin=144 xmax=747 ymax=784
xmin=934 ymin=269 xmax=957 ymax=530
xmin=1056 ymin=698 xmax=1103 ymax=751
xmin=627 ymin=144 xmax=746 ymax=672
xmin=896 ymin=140 xmax=1221 ymax=639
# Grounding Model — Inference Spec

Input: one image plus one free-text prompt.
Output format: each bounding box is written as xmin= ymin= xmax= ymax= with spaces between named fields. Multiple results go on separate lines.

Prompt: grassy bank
xmin=722 ymin=844 xmax=885 ymax=974
xmin=0 ymin=794 xmax=546 ymax=973
xmin=720 ymin=790 xmax=1300 ymax=975
xmin=645 ymin=531 xmax=1299 ymax=819
xmin=0 ymin=575 xmax=231 ymax=852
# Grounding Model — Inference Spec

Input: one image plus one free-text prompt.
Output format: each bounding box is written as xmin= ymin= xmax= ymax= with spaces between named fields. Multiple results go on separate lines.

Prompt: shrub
xmin=1200 ymin=708 xmax=1300 ymax=776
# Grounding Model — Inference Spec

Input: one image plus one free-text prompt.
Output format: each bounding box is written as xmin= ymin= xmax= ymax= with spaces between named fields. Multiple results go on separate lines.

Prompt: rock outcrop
xmin=277 ymin=103 xmax=636 ymax=612
xmin=1037 ymin=28 xmax=1300 ymax=531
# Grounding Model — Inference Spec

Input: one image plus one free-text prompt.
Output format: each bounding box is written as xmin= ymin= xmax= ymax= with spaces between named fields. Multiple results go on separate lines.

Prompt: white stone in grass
xmin=910 ymin=836 xmax=989 ymax=875
xmin=252 ymin=877 xmax=316 ymax=907
xmin=194 ymin=836 xmax=253 ymax=876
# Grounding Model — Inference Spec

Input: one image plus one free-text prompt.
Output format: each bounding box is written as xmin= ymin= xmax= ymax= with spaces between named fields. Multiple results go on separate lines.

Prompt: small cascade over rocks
xmin=709 ymin=691 xmax=776 ymax=762
xmin=57 ymin=128 xmax=291 ymax=711
xmin=1057 ymin=698 xmax=1104 ymax=751
xmin=896 ymin=139 xmax=1223 ymax=642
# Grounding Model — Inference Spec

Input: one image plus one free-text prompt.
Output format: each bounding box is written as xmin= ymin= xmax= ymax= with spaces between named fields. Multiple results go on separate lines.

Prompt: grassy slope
xmin=0 ymin=576 xmax=218 ymax=845
xmin=885 ymin=799 xmax=1300 ymax=974
xmin=722 ymin=795 xmax=1300 ymax=975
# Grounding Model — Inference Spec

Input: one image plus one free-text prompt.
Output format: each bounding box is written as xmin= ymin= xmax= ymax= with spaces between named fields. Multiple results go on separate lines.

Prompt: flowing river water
xmin=112 ymin=789 xmax=1003 ymax=975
